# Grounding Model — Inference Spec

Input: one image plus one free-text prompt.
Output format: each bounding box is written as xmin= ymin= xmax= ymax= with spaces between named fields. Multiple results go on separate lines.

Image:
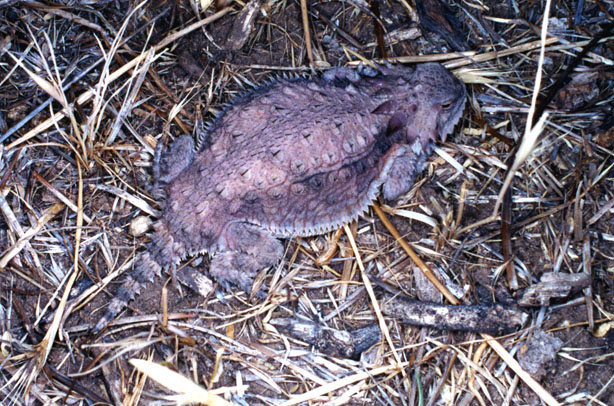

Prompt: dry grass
xmin=1 ymin=1 xmax=613 ymax=405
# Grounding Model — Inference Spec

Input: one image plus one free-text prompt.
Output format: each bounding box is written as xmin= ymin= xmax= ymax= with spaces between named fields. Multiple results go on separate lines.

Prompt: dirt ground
xmin=1 ymin=1 xmax=613 ymax=405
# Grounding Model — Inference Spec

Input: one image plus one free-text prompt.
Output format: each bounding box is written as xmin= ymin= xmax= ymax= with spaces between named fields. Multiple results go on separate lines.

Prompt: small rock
xmin=130 ymin=215 xmax=152 ymax=236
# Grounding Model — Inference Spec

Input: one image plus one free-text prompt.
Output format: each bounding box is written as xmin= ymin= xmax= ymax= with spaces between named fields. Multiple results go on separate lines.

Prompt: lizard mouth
xmin=437 ymin=84 xmax=467 ymax=143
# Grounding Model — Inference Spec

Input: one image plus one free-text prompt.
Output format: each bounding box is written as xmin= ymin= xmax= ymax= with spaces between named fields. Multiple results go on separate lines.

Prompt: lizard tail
xmin=93 ymin=219 xmax=188 ymax=334
xmin=92 ymin=250 xmax=162 ymax=334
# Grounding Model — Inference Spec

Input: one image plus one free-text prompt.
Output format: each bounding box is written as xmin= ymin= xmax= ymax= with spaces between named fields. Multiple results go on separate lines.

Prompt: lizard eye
xmin=441 ymin=100 xmax=454 ymax=110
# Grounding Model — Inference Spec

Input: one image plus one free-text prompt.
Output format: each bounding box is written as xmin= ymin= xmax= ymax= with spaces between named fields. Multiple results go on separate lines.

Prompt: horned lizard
xmin=95 ymin=63 xmax=466 ymax=333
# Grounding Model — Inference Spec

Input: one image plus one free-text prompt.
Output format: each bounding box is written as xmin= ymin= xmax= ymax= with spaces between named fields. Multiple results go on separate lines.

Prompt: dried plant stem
xmin=373 ymin=203 xmax=457 ymax=304
xmin=483 ymin=336 xmax=560 ymax=406
xmin=281 ymin=361 xmax=410 ymax=406
xmin=494 ymin=0 xmax=552 ymax=215
xmin=300 ymin=0 xmax=314 ymax=65
xmin=5 ymin=7 xmax=231 ymax=151
xmin=25 ymin=162 xmax=84 ymax=399
xmin=373 ymin=203 xmax=561 ymax=406
xmin=343 ymin=224 xmax=404 ymax=369
xmin=0 ymin=203 xmax=63 ymax=269
xmin=31 ymin=171 xmax=93 ymax=223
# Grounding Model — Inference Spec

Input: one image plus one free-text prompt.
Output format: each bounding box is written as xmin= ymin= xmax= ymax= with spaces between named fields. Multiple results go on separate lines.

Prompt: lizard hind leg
xmin=210 ymin=223 xmax=284 ymax=294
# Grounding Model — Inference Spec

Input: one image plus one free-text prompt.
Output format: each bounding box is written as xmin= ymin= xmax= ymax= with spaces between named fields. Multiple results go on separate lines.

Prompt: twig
xmin=0 ymin=203 xmax=64 ymax=269
xmin=300 ymin=0 xmax=314 ymax=66
xmin=373 ymin=203 xmax=457 ymax=304
xmin=5 ymin=7 xmax=231 ymax=151
xmin=280 ymin=362 xmax=410 ymax=406
xmin=105 ymin=49 xmax=155 ymax=145
xmin=532 ymin=20 xmax=614 ymax=125
xmin=31 ymin=171 xmax=93 ymax=223
xmin=493 ymin=0 xmax=553 ymax=215
xmin=343 ymin=224 xmax=404 ymax=369
xmin=96 ymin=184 xmax=157 ymax=216
xmin=373 ymin=203 xmax=561 ymax=406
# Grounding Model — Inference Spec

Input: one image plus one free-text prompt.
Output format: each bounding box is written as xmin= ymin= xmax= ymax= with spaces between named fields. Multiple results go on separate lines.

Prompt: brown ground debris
xmin=1 ymin=1 xmax=613 ymax=405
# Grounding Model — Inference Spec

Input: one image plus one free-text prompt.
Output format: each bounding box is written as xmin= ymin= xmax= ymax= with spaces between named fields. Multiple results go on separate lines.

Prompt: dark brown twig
xmin=532 ymin=20 xmax=614 ymax=126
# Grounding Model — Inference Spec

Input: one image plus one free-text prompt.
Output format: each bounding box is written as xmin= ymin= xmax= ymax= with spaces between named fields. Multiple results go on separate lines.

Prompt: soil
xmin=1 ymin=1 xmax=613 ymax=405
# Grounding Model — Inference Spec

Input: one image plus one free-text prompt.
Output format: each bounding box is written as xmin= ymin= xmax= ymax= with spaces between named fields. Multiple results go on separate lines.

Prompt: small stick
xmin=373 ymin=202 xmax=561 ymax=406
xmin=6 ymin=7 xmax=231 ymax=151
xmin=373 ymin=202 xmax=457 ymax=304
xmin=343 ymin=224 xmax=404 ymax=370
xmin=0 ymin=203 xmax=64 ymax=269
xmin=300 ymin=0 xmax=314 ymax=66
xmin=32 ymin=171 xmax=93 ymax=223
